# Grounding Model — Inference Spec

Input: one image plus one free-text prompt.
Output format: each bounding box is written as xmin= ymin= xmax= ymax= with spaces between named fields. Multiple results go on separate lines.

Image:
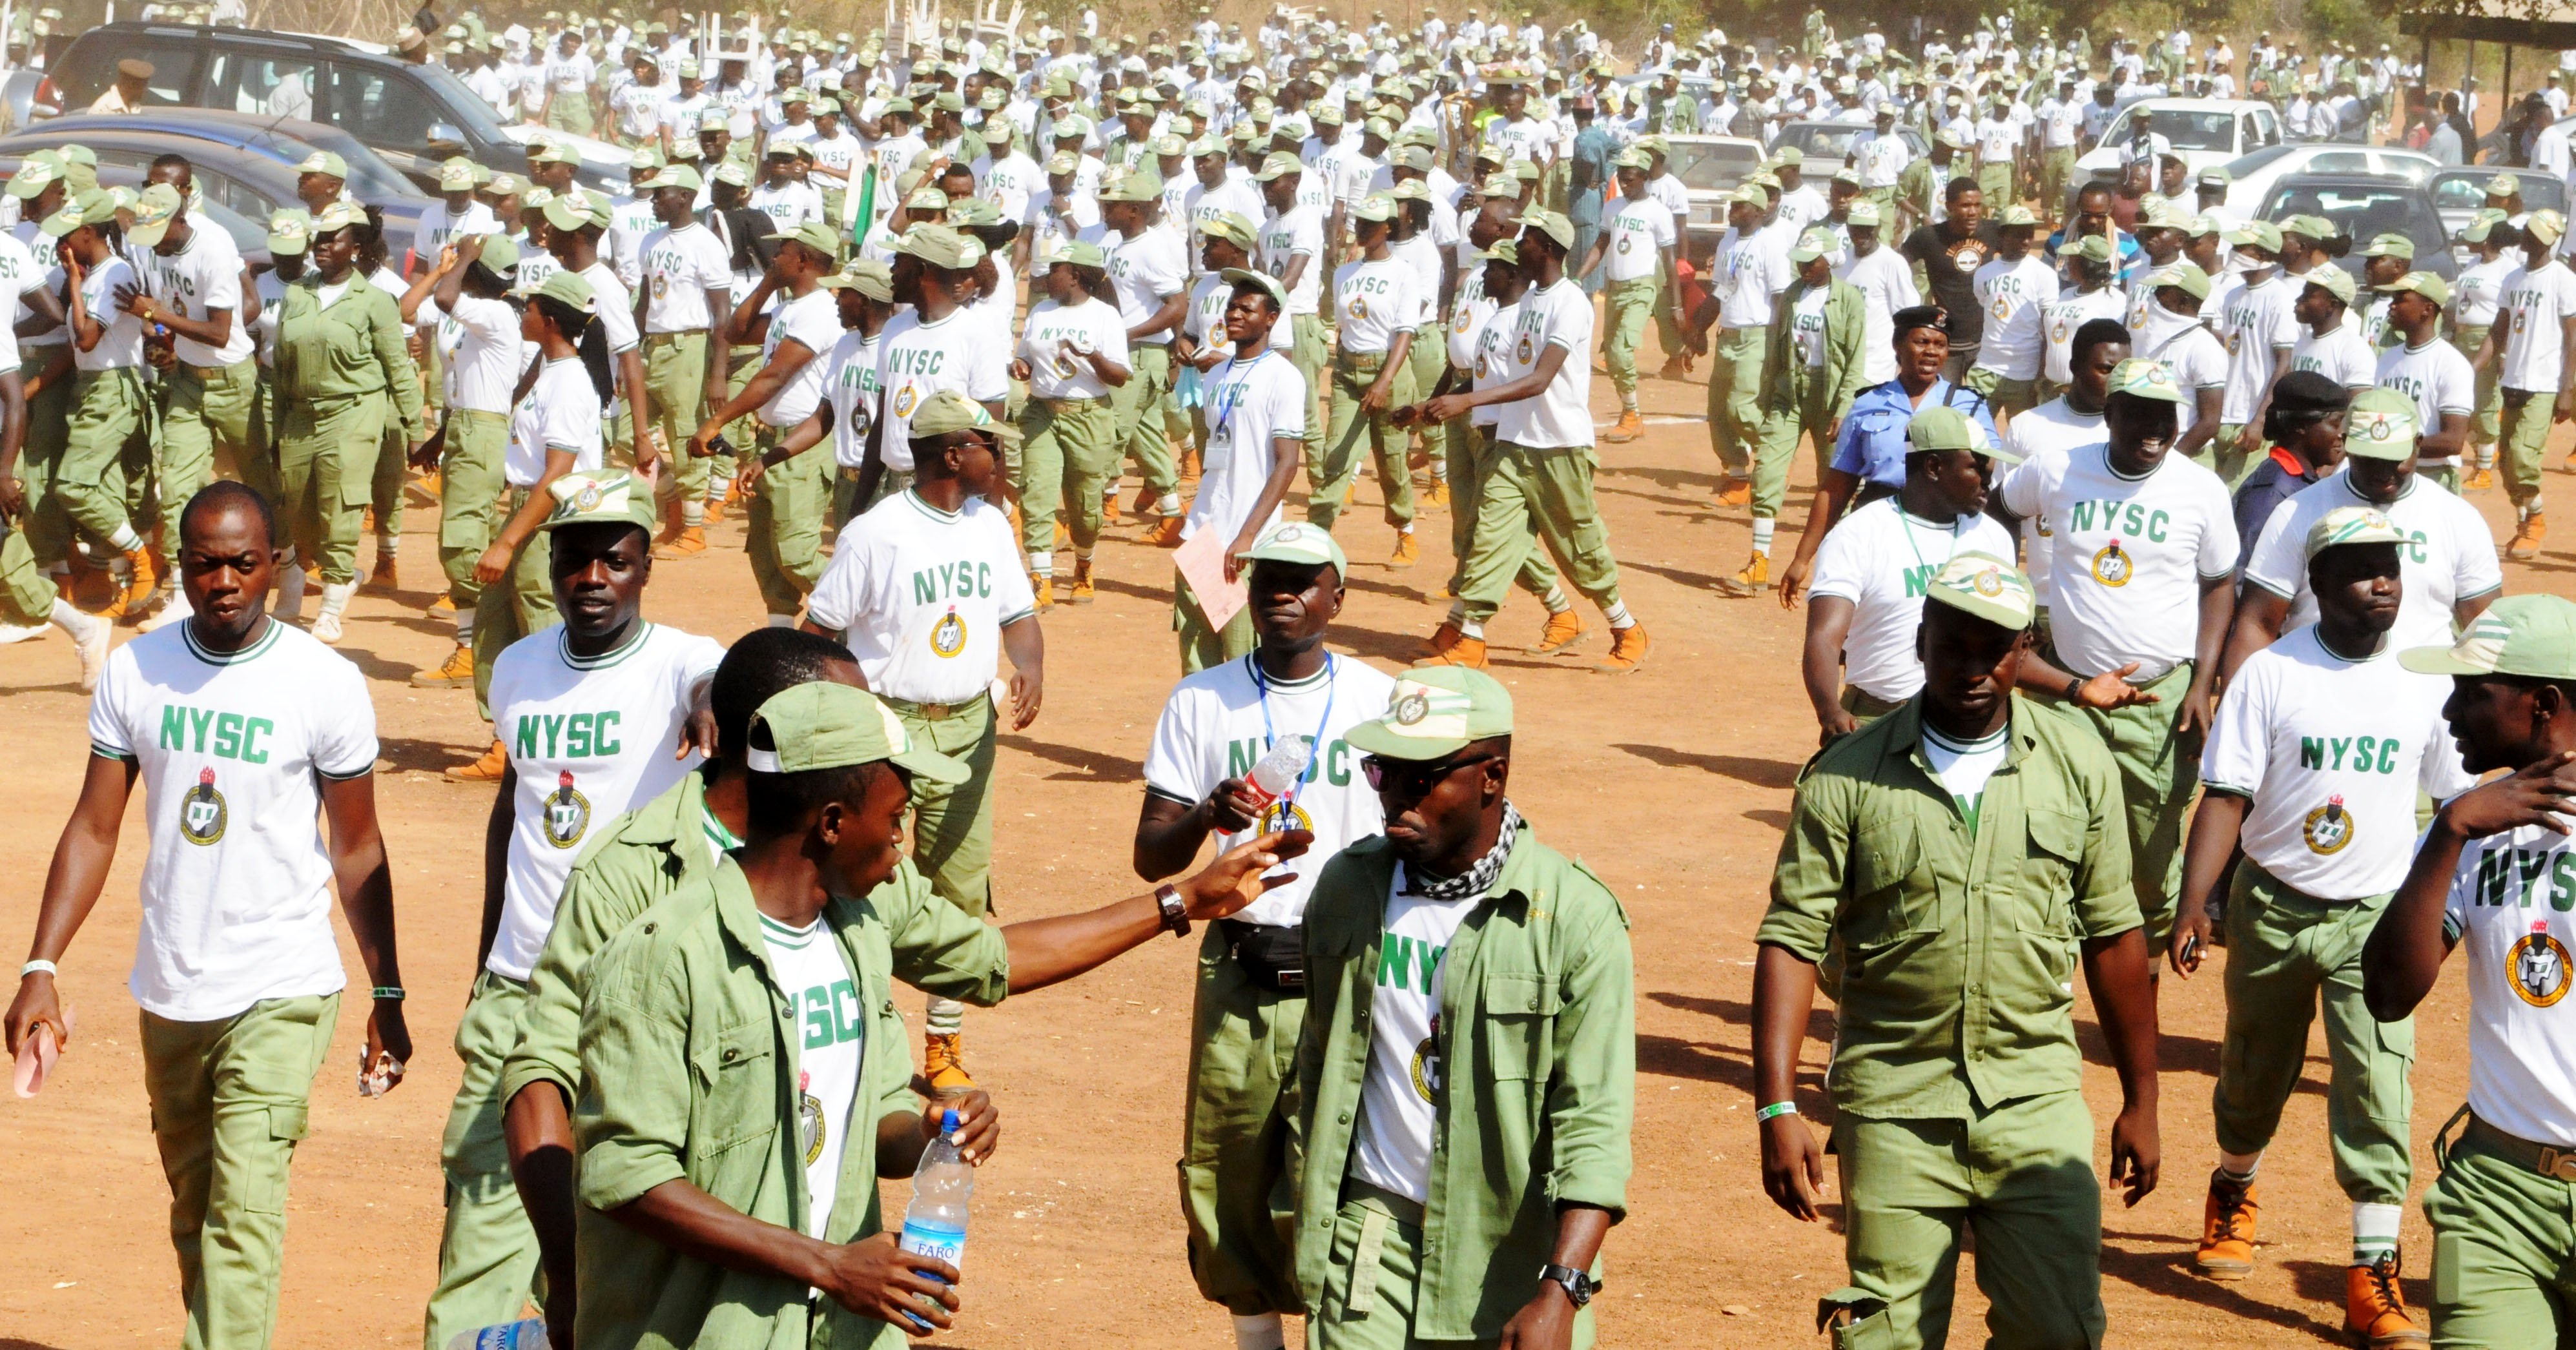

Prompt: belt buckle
xmin=2547 ymin=1147 xmax=2576 ymax=1182
xmin=918 ymin=702 xmax=953 ymax=721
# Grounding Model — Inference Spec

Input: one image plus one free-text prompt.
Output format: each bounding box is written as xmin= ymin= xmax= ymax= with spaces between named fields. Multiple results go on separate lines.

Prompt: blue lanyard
xmin=1210 ymin=349 xmax=1276 ymax=445
xmin=1251 ymin=652 xmax=1335 ymax=808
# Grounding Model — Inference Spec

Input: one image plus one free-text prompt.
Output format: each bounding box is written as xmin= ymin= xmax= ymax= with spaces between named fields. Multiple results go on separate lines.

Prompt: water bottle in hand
xmin=443 ymin=1318 xmax=546 ymax=1350
xmin=896 ymin=1107 xmax=974 ymax=1331
xmin=1239 ymin=737 xmax=1314 ymax=813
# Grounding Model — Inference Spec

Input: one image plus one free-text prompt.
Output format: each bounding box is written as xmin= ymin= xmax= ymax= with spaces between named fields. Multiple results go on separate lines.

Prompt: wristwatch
xmin=1155 ymin=883 xmax=1191 ymax=939
xmin=1539 ymin=1263 xmax=1598 ymax=1307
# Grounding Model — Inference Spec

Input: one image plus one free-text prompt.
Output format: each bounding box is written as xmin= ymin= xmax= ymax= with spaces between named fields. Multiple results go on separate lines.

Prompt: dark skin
xmin=475 ymin=302 xmax=590 ymax=586
xmin=1133 ymin=557 xmax=1344 ymax=878
xmin=477 ymin=522 xmax=719 ymax=971
xmin=1756 ymin=603 xmax=2162 ymax=1222
xmin=849 ymin=257 xmax=1009 ymax=509
xmin=1421 ymin=233 xmax=1574 ymax=425
xmin=2389 ymin=290 xmax=2472 ymax=462
xmin=1777 ymin=324 xmax=1951 ymax=608
xmin=1801 ymin=447 xmax=2000 ymax=744
xmin=612 ymin=768 xmax=1308 ymax=1335
xmin=6 ymin=500 xmax=412 ymax=1082
xmin=2228 ymin=247 xmax=2300 ymax=462
xmin=2365 ymin=683 xmax=2576 ymax=1022
xmin=2178 ymin=543 xmax=2404 ymax=976
xmin=650 ymin=183 xmax=734 ymax=387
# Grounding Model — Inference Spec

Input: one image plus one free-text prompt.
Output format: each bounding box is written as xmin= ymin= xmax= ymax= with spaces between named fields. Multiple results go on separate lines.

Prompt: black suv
xmin=17 ymin=22 xmax=620 ymax=189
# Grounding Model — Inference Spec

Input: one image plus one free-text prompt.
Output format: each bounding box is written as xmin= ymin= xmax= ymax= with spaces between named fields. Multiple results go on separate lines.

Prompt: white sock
xmin=1397 ymin=523 xmax=1412 ymax=536
xmin=455 ymin=603 xmax=476 ymax=645
xmin=1541 ymin=586 xmax=1571 ymax=614
xmin=1752 ymin=518 xmax=1776 ymax=557
xmin=2217 ymin=1149 xmax=2262 ymax=1182
xmin=1231 ymin=1313 xmax=1287 ymax=1350
xmin=1603 ymin=600 xmax=1634 ymax=629
xmin=107 ymin=522 xmax=143 ymax=552
xmin=1621 ymin=391 xmax=1638 ymax=413
xmin=1445 ymin=599 xmax=1467 ymax=622
xmin=2353 ymin=1202 xmax=2402 ymax=1264
xmin=682 ymin=499 xmax=705 ymax=526
xmin=1155 ymin=492 xmax=1182 ymax=516
xmin=316 ymin=579 xmax=356 ymax=619
xmin=766 ymin=612 xmax=797 ymax=628
xmin=274 ymin=564 xmax=308 ymax=617
xmin=46 ymin=598 xmax=96 ymax=636
xmin=1459 ymin=617 xmax=1485 ymax=640
xmin=1027 ymin=550 xmax=1052 ymax=575
xmin=927 ymin=996 xmax=964 ymax=1036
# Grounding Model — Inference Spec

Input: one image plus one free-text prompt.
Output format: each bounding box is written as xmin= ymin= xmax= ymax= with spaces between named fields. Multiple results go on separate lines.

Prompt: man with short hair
xmin=690 ymin=220 xmax=840 ymax=627
xmin=1088 ymin=171 xmax=1191 ymax=543
xmin=2215 ymin=221 xmax=2302 ymax=487
xmin=634 ymin=164 xmax=732 ymax=557
xmin=845 ymin=224 xmax=1008 ymax=513
xmin=1582 ymin=148 xmax=1679 ymax=444
xmin=2374 ymin=271 xmax=2477 ymax=493
xmin=1292 ymin=664 xmax=1634 ymax=1350
xmin=1724 ymin=227 xmax=1864 ymax=598
xmin=2476 ymin=209 xmax=2576 ymax=559
xmin=7 ymin=482 xmax=409 ymax=1350
xmin=1758 ymin=551 xmax=2161 ymax=1349
xmin=1171 ymin=267 xmax=1307 ymax=672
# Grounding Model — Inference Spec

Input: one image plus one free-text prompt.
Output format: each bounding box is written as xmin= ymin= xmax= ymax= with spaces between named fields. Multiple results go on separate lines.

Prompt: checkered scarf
xmin=1405 ymin=801 xmax=1523 ymax=901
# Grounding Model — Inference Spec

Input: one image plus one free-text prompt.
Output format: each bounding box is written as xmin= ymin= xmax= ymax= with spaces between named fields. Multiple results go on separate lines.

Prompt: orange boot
xmin=1603 ymin=409 xmax=1645 ymax=443
xmin=1596 ymin=621 xmax=1651 ymax=673
xmin=922 ymin=1030 xmax=975 ymax=1096
xmin=446 ymin=739 xmax=508 ymax=783
xmin=103 ymin=546 xmax=160 ymax=621
xmin=2510 ymin=512 xmax=2548 ymax=560
xmin=1534 ymin=608 xmax=1585 ymax=654
xmin=2344 ymin=1253 xmax=2427 ymax=1349
xmin=1426 ymin=622 xmax=1487 ymax=668
xmin=2194 ymin=1170 xmax=2258 ymax=1280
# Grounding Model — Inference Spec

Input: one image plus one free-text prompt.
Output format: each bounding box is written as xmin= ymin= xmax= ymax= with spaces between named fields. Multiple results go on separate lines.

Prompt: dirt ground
xmin=0 ymin=309 xmax=2548 ymax=1350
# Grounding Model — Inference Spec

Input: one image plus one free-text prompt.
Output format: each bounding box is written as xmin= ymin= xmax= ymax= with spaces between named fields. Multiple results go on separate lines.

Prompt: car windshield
xmin=2266 ymin=183 xmax=2435 ymax=243
xmin=1785 ymin=124 xmax=1861 ymax=161
xmin=2221 ymin=144 xmax=2300 ymax=176
xmin=280 ymin=125 xmax=417 ymax=203
xmin=1665 ymin=141 xmax=1758 ymax=191
xmin=408 ymin=63 xmax=510 ymax=143
xmin=2124 ymin=108 xmax=2236 ymax=151
xmin=2431 ymin=170 xmax=2568 ymax=214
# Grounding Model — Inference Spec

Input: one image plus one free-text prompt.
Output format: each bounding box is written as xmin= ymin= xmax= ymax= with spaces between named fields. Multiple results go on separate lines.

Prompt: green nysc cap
xmin=2108 ymin=356 xmax=2187 ymax=404
xmin=1907 ymin=405 xmax=2017 ymax=462
xmin=537 ymin=469 xmax=655 ymax=533
xmin=2342 ymin=386 xmax=2419 ymax=462
xmin=907 ymin=387 xmax=1023 ymax=445
xmin=1345 ymin=666 xmax=1514 ymax=761
xmin=2404 ymin=595 xmax=2576 ymax=679
xmin=266 ymin=207 xmax=311 ymax=255
xmin=1235 ymin=519 xmax=1345 ymax=575
xmin=2304 ymin=504 xmax=2409 ymax=560
xmin=746 ymin=681 xmax=971 ymax=784
xmin=1921 ymin=551 xmax=2037 ymax=633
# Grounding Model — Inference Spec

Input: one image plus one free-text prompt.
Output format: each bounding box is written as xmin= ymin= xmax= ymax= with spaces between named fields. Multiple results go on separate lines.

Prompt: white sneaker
xmin=56 ymin=604 xmax=107 ymax=693
xmin=138 ymin=591 xmax=191 ymax=632
xmin=0 ymin=620 xmax=48 ymax=644
xmin=272 ymin=562 xmax=309 ymax=622
xmin=311 ymin=580 xmax=357 ymax=644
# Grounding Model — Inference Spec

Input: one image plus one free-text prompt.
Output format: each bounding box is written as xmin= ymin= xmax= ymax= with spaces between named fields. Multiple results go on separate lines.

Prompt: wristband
xmin=1754 ymin=1101 xmax=1798 ymax=1123
xmin=371 ymin=985 xmax=406 ymax=1001
xmin=2063 ymin=671 xmax=2084 ymax=702
xmin=20 ymin=959 xmax=57 ymax=979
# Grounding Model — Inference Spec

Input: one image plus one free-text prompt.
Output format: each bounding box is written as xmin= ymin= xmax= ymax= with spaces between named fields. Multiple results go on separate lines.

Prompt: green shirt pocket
xmin=1481 ymin=970 xmax=1561 ymax=1082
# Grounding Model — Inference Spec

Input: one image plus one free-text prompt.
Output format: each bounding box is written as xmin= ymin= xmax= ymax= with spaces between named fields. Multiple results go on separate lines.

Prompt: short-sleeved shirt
xmin=444 ymin=294 xmax=521 ymax=416
xmin=1602 ymin=194 xmax=1676 ymax=285
xmin=1492 ymin=276 xmax=1594 ymax=450
xmin=485 ymin=620 xmax=724 ymax=982
xmin=806 ymin=490 xmax=1036 ymax=702
xmin=1141 ymin=653 xmax=1397 ymax=927
xmin=639 ymin=221 xmax=734 ymax=333
xmin=1096 ymin=221 xmax=1188 ymax=346
xmin=1970 ymin=254 xmax=2056 ymax=380
xmin=506 ymin=356 xmax=606 ymax=486
xmin=871 ymin=308 xmax=1010 ymax=473
xmin=2500 ymin=258 xmax=2576 ymax=393
xmin=0 ymin=229 xmax=51 ymax=368
xmin=2441 ymin=819 xmax=2576 ymax=1143
xmin=1999 ymin=442 xmax=2237 ymax=680
xmin=1829 ymin=378 xmax=1999 ymax=487
xmin=2376 ymin=338 xmax=2476 ymax=462
xmin=1809 ymin=498 xmax=2019 ymax=702
xmin=2291 ymin=318 xmax=2378 ymax=390
xmin=2217 ymin=273 xmax=2302 ymax=424
xmin=1901 ymin=221 xmax=2005 ymax=346
xmin=756 ymin=287 xmax=840 ymax=428
xmin=823 ymin=329 xmax=883 ymax=471
xmin=1186 ymin=347 xmax=1307 ymax=544
xmin=2240 ymin=469 xmax=2502 ymax=653
xmin=1716 ymin=222 xmax=1793 ymax=330
xmin=87 ymin=620 xmax=376 ymax=1022
xmin=142 ymin=225 xmax=255 ymax=367
xmin=1019 ymin=296 xmax=1129 ymax=401
xmin=1999 ymin=398 xmax=2110 ymax=602
xmin=1332 ymin=255 xmax=1419 ymax=354
xmin=1256 ymin=203 xmax=1326 ymax=317
xmin=74 ymin=255 xmax=145 ymax=371
xmin=2041 ymin=285 xmax=2127 ymax=387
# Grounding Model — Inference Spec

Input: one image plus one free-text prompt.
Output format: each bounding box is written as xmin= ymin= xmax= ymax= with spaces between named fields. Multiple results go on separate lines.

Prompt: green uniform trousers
xmin=1018 ymin=396 xmax=1115 ymax=568
xmin=2050 ymin=660 xmax=2198 ymax=947
xmin=1176 ymin=565 xmax=1258 ymax=673
xmin=425 ymin=972 xmax=546 ymax=1350
xmin=370 ymin=396 xmax=406 ymax=542
xmin=1961 ymin=366 xmax=2038 ymax=419
xmin=1839 ymin=684 xmax=1907 ymax=726
xmin=642 ymin=331 xmax=712 ymax=509
xmin=544 ymin=90 xmax=594 ymax=137
xmin=160 ymin=360 xmax=267 ymax=564
xmin=1180 ymin=932 xmax=1304 ymax=1316
xmin=1441 ymin=415 xmax=1558 ymax=602
xmin=1306 ymin=1180 xmax=1577 ymax=1350
xmin=0 ymin=524 xmax=60 ymax=624
xmin=1707 ymin=327 xmax=1767 ymax=478
xmin=1603 ymin=276 xmax=1658 ymax=399
xmin=1113 ymin=343 xmax=1179 ymax=507
xmin=1976 ymin=160 xmax=2015 ymax=207
xmin=2424 ymin=1125 xmax=2576 ymax=1347
xmin=2187 ymin=424 xmax=2256 ymax=491
xmin=708 ymin=344 xmax=760 ymax=491
xmin=276 ymin=393 xmax=385 ymax=586
xmin=2501 ymin=389 xmax=2552 ymax=513
xmin=2452 ymin=326 xmax=2500 ymax=450
xmin=437 ymin=409 xmax=509 ymax=611
xmin=56 ymin=365 xmax=150 ymax=546
xmin=891 ymin=692 xmax=998 ymax=916
xmin=1753 ymin=378 xmax=1834 ymax=522
xmin=2038 ymin=147 xmax=2077 ymax=218
xmin=17 ymin=347 xmax=74 ymax=566
xmin=746 ymin=435 xmax=831 ymax=620
xmin=1458 ymin=443 xmax=1622 ymax=626
xmin=1287 ymin=312 xmax=1329 ymax=465
xmin=2212 ymin=863 xmax=2415 ymax=1203
xmin=1823 ymin=1091 xmax=2105 ymax=1350
xmin=1312 ymin=351 xmax=1419 ymax=535
xmin=471 ymin=498 xmax=557 ymax=717
xmin=140 ymin=992 xmax=340 ymax=1350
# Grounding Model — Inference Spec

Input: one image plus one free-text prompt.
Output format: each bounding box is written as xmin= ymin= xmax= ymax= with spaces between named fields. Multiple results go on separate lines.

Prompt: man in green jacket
xmin=492 ymin=625 xmax=859 ymax=1349
xmin=1722 ymin=228 xmax=1866 ymax=599
xmin=1754 ymin=553 xmax=2163 ymax=1350
xmin=573 ymin=680 xmax=1308 ymax=1350
xmin=1293 ymin=664 xmax=1634 ymax=1350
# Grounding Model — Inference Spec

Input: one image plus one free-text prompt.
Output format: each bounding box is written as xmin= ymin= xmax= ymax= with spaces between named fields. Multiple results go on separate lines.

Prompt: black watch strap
xmin=1155 ymin=883 xmax=1191 ymax=938
xmin=1540 ymin=1263 xmax=1597 ymax=1307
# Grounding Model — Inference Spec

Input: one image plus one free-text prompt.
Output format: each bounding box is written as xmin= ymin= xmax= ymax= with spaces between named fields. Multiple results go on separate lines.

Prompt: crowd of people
xmin=6 ymin=5 xmax=2576 ymax=1350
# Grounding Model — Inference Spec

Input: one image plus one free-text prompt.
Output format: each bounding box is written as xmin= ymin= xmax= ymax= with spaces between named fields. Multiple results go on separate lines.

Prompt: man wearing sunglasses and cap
xmin=1133 ymin=519 xmax=1395 ymax=1350
xmin=1290 ymin=662 xmax=1634 ymax=1350
xmin=1759 ymin=551 xmax=2160 ymax=1350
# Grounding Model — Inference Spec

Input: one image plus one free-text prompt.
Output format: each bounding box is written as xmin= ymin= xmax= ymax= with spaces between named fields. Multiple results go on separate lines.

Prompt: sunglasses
xmin=1360 ymin=751 xmax=1499 ymax=797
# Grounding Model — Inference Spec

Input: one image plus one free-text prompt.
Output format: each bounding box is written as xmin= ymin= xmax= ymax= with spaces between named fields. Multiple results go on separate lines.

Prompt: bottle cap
xmin=942 ymin=1107 xmax=962 ymax=1133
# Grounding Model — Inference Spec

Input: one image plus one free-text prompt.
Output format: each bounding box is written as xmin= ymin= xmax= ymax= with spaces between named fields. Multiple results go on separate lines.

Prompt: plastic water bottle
xmin=443 ymin=1319 xmax=546 ymax=1350
xmin=1240 ymin=737 xmax=1314 ymax=813
xmin=896 ymin=1108 xmax=974 ymax=1330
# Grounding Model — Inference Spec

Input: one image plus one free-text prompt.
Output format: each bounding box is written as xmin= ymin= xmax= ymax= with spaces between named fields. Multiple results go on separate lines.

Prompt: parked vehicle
xmin=9 ymin=22 xmax=624 ymax=190
xmin=1651 ymin=133 xmax=1764 ymax=249
xmin=2429 ymin=165 xmax=2568 ymax=238
xmin=1771 ymin=118 xmax=1925 ymax=170
xmin=2075 ymin=98 xmax=2283 ymax=181
xmin=2258 ymin=174 xmax=2458 ymax=281
xmin=2216 ymin=142 xmax=2438 ymax=219
xmin=0 ymin=154 xmax=270 ymax=267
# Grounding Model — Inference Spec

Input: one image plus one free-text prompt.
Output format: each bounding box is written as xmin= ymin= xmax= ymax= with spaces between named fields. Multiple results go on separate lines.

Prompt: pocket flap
xmin=1483 ymin=971 xmax=1560 ymax=1016
xmin=2026 ymin=808 xmax=2085 ymax=863
xmin=267 ymin=1104 xmax=311 ymax=1142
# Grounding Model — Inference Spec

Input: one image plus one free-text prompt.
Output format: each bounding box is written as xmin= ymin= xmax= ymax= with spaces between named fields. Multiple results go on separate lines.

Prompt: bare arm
xmin=998 ymin=615 xmax=1043 ymax=731
xmin=3 ymin=754 xmax=139 ymax=1054
xmin=1750 ymin=943 xmax=1826 ymax=1221
xmin=1001 ymin=831 xmax=1310 ymax=992
xmin=1775 ymin=466 xmax=1857 ymax=608
xmin=476 ymin=764 xmax=517 ymax=970
xmin=1801 ymin=597 xmax=1859 ymax=742
xmin=2367 ymin=753 xmax=2576 ymax=1019
xmin=318 ymin=771 xmax=411 ymax=1079
xmin=2167 ymin=790 xmax=2248 ymax=977
xmin=2219 ymin=586 xmax=2291 ymax=684
xmin=2081 ymin=925 xmax=2161 ymax=1206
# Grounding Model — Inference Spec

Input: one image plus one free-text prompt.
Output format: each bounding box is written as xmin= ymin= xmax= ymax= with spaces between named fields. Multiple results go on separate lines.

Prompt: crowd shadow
xmin=2099 ymin=1229 xmax=2350 ymax=1345
xmin=1614 ymin=742 xmax=1801 ymax=789
xmin=1616 ymin=557 xmax=1728 ymax=591
xmin=997 ymin=733 xmax=1139 ymax=783
xmin=376 ymin=736 xmax=482 ymax=775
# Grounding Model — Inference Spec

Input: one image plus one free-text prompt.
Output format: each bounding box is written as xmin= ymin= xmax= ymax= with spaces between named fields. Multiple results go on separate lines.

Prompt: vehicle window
xmin=2138 ymin=110 xmax=2236 ymax=151
xmin=2223 ymin=144 xmax=2295 ymax=176
xmin=203 ymin=49 xmax=318 ymax=119
xmin=1791 ymin=125 xmax=1861 ymax=162
xmin=1666 ymin=141 xmax=1758 ymax=191
xmin=61 ymin=40 xmax=200 ymax=109
xmin=2431 ymin=176 xmax=2486 ymax=210
xmin=320 ymin=64 xmax=438 ymax=149
xmin=2531 ymin=177 xmax=2571 ymax=214
xmin=2309 ymin=152 xmax=2371 ymax=174
xmin=92 ymin=148 xmax=153 ymax=170
xmin=2254 ymin=110 xmax=2280 ymax=148
xmin=2266 ymin=184 xmax=2437 ymax=245
xmin=199 ymin=169 xmax=276 ymax=223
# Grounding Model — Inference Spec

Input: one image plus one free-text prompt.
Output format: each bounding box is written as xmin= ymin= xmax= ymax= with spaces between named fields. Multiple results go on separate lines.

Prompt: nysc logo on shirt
xmin=2090 ymin=537 xmax=2134 ymax=588
xmin=2303 ymin=795 xmax=2354 ymax=855
xmin=544 ymin=770 xmax=592 ymax=850
xmin=179 ymin=767 xmax=227 ymax=847
xmin=2512 ymin=922 xmax=2571 ymax=1008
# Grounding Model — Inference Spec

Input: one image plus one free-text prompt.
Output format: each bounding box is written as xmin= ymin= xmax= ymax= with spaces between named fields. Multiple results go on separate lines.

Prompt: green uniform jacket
xmin=275 ymin=273 xmax=424 ymax=438
xmin=500 ymin=765 xmax=725 ymax=1110
xmin=1756 ymin=695 xmax=2141 ymax=1120
xmin=1759 ymin=276 xmax=1868 ymax=422
xmin=573 ymin=857 xmax=1009 ymax=1350
xmin=1293 ymin=830 xmax=1634 ymax=1342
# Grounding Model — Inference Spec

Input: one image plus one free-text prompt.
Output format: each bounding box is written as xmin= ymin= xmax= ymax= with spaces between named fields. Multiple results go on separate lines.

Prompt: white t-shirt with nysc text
xmin=2240 ymin=469 xmax=2501 ymax=654
xmin=1494 ymin=276 xmax=1595 ymax=451
xmin=1018 ymin=295 xmax=1130 ymax=401
xmin=1970 ymin=254 xmax=2056 ymax=380
xmin=88 ymin=620 xmax=376 ymax=1022
xmin=2217 ymin=273 xmax=2302 ymax=425
xmin=444 ymin=294 xmax=522 ymax=416
xmin=2500 ymin=258 xmax=2576 ymax=394
xmin=1257 ymin=203 xmax=1326 ymax=318
xmin=1602 ymin=193 xmax=1676 ymax=285
xmin=1999 ymin=442 xmax=2237 ymax=682
xmin=2041 ymin=286 xmax=2127 ymax=387
xmin=2201 ymin=625 xmax=2471 ymax=898
xmin=824 ymin=329 xmax=883 ymax=471
xmin=1141 ymin=653 xmax=1397 ymax=927
xmin=141 ymin=225 xmax=256 ymax=367
xmin=1809 ymin=498 xmax=2019 ymax=703
xmin=2443 ymin=817 xmax=2576 ymax=1145
xmin=757 ymin=287 xmax=840 ymax=429
xmin=1092 ymin=221 xmax=1188 ymax=347
xmin=2376 ymin=339 xmax=2476 ymax=464
xmin=2291 ymin=318 xmax=2378 ymax=391
xmin=2000 ymin=398 xmax=2109 ymax=604
xmin=1349 ymin=865 xmax=1478 ymax=1205
xmin=765 ymin=908 xmax=865 ymax=1240
xmin=639 ymin=221 xmax=734 ymax=334
xmin=872 ymin=308 xmax=1011 ymax=473
xmin=1332 ymin=255 xmax=1419 ymax=355
xmin=1186 ymin=347 xmax=1308 ymax=545
xmin=806 ymin=489 xmax=1038 ymax=704
xmin=506 ymin=356 xmax=606 ymax=487
xmin=485 ymin=621 xmax=725 ymax=981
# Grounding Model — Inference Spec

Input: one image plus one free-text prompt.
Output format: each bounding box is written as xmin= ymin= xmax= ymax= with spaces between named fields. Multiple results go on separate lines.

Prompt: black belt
xmin=1219 ymin=918 xmax=1304 ymax=994
xmin=2462 ymin=1112 xmax=2576 ymax=1181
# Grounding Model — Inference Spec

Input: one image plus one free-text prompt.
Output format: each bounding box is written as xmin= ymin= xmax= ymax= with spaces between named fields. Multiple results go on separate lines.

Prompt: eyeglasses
xmin=1360 ymin=752 xmax=1499 ymax=797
